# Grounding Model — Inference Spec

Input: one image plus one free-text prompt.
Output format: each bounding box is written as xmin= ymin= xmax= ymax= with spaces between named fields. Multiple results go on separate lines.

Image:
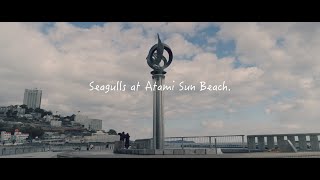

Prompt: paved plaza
xmin=57 ymin=150 xmax=320 ymax=158
xmin=0 ymin=151 xmax=61 ymax=158
xmin=2 ymin=149 xmax=320 ymax=158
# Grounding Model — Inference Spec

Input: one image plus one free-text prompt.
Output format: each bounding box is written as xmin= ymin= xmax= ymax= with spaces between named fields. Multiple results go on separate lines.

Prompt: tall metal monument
xmin=146 ymin=34 xmax=173 ymax=149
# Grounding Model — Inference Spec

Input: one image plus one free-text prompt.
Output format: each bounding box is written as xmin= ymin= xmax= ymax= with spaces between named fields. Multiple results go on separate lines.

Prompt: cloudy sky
xmin=1 ymin=22 xmax=320 ymax=140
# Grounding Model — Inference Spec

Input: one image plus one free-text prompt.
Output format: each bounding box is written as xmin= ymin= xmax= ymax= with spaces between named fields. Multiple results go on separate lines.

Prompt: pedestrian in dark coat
xmin=125 ymin=133 xmax=130 ymax=149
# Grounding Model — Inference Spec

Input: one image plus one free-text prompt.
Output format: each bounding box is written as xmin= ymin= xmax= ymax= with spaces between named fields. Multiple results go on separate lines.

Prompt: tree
xmin=41 ymin=110 xmax=53 ymax=118
xmin=20 ymin=104 xmax=27 ymax=109
xmin=12 ymin=111 xmax=18 ymax=117
xmin=107 ymin=129 xmax=117 ymax=135
xmin=70 ymin=114 xmax=75 ymax=121
xmin=20 ymin=125 xmax=44 ymax=139
xmin=11 ymin=125 xmax=19 ymax=132
xmin=35 ymin=108 xmax=45 ymax=115
xmin=0 ymin=122 xmax=7 ymax=131
xmin=6 ymin=110 xmax=12 ymax=117
xmin=25 ymin=108 xmax=33 ymax=114
xmin=90 ymin=130 xmax=97 ymax=133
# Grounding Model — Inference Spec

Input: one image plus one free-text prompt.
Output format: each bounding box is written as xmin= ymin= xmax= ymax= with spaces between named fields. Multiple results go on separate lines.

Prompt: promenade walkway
xmin=3 ymin=149 xmax=320 ymax=158
xmin=57 ymin=150 xmax=320 ymax=158
xmin=0 ymin=151 xmax=61 ymax=158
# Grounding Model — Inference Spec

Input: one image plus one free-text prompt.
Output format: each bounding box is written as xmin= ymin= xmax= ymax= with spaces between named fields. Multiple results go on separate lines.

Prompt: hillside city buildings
xmin=0 ymin=89 xmax=118 ymax=146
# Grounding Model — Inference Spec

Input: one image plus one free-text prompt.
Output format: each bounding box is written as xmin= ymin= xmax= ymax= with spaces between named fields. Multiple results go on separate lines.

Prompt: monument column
xmin=147 ymin=34 xmax=173 ymax=149
xmin=152 ymin=71 xmax=165 ymax=149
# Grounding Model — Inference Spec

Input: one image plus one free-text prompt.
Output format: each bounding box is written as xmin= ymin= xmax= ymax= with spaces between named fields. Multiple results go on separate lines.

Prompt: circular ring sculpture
xmin=147 ymin=34 xmax=173 ymax=73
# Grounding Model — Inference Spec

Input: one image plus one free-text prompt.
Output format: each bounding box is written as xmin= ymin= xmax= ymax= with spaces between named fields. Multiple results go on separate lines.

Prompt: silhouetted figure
xmin=118 ymin=132 xmax=125 ymax=149
xmin=121 ymin=132 xmax=125 ymax=141
xmin=125 ymin=133 xmax=130 ymax=149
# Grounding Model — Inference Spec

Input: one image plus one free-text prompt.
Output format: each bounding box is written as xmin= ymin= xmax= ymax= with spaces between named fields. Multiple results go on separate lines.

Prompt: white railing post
xmin=215 ymin=138 xmax=217 ymax=154
xmin=181 ymin=137 xmax=184 ymax=150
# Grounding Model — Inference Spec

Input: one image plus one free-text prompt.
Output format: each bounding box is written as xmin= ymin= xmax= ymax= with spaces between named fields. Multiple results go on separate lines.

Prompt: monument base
xmin=114 ymin=148 xmax=223 ymax=155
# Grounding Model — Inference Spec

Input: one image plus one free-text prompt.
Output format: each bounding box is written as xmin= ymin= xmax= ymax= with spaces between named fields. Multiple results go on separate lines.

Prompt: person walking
xmin=125 ymin=133 xmax=130 ymax=149
xmin=120 ymin=132 xmax=125 ymax=148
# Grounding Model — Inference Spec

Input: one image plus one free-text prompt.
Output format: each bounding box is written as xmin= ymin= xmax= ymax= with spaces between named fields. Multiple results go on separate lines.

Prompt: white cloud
xmin=217 ymin=22 xmax=320 ymax=131
xmin=1 ymin=22 xmax=320 ymax=139
xmin=201 ymin=120 xmax=224 ymax=129
xmin=128 ymin=22 xmax=212 ymax=37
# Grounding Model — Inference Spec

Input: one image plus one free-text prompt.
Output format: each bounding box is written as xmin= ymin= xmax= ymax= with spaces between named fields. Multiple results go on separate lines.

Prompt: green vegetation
xmin=19 ymin=125 xmax=44 ymax=139
xmin=2 ymin=124 xmax=45 ymax=139
xmin=0 ymin=122 xmax=7 ymax=131
xmin=19 ymin=104 xmax=27 ymax=109
xmin=107 ymin=129 xmax=117 ymax=135
xmin=25 ymin=108 xmax=34 ymax=114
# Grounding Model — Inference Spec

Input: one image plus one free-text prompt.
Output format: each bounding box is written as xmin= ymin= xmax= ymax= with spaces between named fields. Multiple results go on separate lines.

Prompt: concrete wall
xmin=134 ymin=138 xmax=153 ymax=149
xmin=0 ymin=143 xmax=113 ymax=156
xmin=247 ymin=133 xmax=320 ymax=152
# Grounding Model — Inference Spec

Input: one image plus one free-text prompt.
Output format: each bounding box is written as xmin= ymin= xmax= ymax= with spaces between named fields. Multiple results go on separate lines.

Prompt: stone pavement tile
xmin=57 ymin=150 xmax=320 ymax=158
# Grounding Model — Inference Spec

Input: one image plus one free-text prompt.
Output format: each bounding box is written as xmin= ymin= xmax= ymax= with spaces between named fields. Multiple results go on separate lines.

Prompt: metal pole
xmin=215 ymin=138 xmax=217 ymax=154
xmin=181 ymin=137 xmax=184 ymax=150
xmin=209 ymin=136 xmax=212 ymax=149
xmin=242 ymin=135 xmax=245 ymax=148
xmin=152 ymin=72 xmax=165 ymax=149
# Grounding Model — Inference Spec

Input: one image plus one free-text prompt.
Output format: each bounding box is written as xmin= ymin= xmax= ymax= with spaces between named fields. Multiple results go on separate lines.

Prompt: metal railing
xmin=165 ymin=135 xmax=245 ymax=150
xmin=247 ymin=133 xmax=320 ymax=152
xmin=0 ymin=142 xmax=115 ymax=156
xmin=134 ymin=135 xmax=245 ymax=154
xmin=0 ymin=146 xmax=48 ymax=156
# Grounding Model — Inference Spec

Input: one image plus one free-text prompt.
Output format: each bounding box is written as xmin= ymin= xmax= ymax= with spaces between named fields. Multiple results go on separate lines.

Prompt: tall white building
xmin=74 ymin=114 xmax=102 ymax=131
xmin=87 ymin=119 xmax=102 ymax=131
xmin=23 ymin=89 xmax=42 ymax=109
xmin=50 ymin=120 xmax=62 ymax=127
xmin=84 ymin=131 xmax=120 ymax=143
xmin=74 ymin=114 xmax=89 ymax=124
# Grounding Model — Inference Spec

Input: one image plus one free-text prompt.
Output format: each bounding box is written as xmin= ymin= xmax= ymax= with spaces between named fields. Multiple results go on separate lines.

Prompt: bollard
xmin=215 ymin=138 xmax=217 ymax=154
xmin=298 ymin=135 xmax=308 ymax=151
xmin=267 ymin=136 xmax=275 ymax=150
xmin=257 ymin=136 xmax=265 ymax=151
xmin=247 ymin=136 xmax=256 ymax=151
xmin=277 ymin=136 xmax=285 ymax=151
xmin=242 ymin=136 xmax=245 ymax=149
xmin=310 ymin=135 xmax=319 ymax=151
